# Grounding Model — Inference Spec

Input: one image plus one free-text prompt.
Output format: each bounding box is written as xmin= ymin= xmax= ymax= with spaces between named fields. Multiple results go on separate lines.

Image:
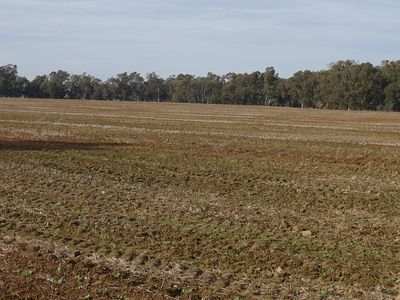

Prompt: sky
xmin=1 ymin=0 xmax=399 ymax=79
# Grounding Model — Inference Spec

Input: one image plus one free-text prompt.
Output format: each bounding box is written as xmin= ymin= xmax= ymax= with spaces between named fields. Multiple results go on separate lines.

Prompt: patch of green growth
xmin=47 ymin=276 xmax=66 ymax=285
xmin=15 ymin=269 xmax=34 ymax=277
xmin=320 ymin=289 xmax=329 ymax=298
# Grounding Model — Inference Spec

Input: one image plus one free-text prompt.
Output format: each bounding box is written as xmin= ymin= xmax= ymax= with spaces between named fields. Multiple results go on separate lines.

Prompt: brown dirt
xmin=0 ymin=98 xmax=399 ymax=299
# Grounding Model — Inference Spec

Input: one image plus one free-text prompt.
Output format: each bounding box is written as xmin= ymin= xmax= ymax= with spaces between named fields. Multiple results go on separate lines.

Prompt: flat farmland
xmin=0 ymin=98 xmax=399 ymax=299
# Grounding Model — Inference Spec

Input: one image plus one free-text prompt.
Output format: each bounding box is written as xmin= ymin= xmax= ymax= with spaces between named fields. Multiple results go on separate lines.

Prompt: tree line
xmin=1 ymin=60 xmax=400 ymax=111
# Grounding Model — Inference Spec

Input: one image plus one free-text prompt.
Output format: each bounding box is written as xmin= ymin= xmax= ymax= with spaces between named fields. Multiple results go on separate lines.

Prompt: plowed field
xmin=0 ymin=98 xmax=399 ymax=299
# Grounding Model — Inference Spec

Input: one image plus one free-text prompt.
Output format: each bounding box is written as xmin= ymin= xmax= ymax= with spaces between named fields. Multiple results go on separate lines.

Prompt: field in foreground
xmin=0 ymin=98 xmax=399 ymax=299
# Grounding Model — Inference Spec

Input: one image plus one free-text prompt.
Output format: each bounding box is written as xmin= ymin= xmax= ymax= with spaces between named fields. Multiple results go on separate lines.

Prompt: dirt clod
xmin=301 ymin=230 xmax=312 ymax=238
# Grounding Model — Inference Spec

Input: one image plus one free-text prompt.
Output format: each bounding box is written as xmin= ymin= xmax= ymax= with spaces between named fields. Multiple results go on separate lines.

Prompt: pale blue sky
xmin=1 ymin=0 xmax=399 ymax=79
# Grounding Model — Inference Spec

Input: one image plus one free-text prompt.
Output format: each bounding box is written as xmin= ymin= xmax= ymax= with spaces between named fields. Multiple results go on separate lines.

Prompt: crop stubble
xmin=0 ymin=98 xmax=399 ymax=299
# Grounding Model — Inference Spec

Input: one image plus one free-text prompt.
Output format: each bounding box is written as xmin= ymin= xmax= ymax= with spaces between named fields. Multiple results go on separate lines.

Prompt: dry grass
xmin=0 ymin=98 xmax=399 ymax=299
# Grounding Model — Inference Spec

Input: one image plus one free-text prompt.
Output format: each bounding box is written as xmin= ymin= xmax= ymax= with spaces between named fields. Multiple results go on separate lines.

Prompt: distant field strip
xmin=1 ymin=118 xmax=400 ymax=147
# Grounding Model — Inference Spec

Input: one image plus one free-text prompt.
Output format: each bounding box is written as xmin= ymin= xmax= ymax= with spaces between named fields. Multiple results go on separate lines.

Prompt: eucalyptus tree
xmin=46 ymin=70 xmax=70 ymax=99
xmin=68 ymin=73 xmax=99 ymax=100
xmin=145 ymin=72 xmax=167 ymax=102
xmin=0 ymin=64 xmax=18 ymax=96
xmin=263 ymin=67 xmax=280 ymax=106
xmin=381 ymin=60 xmax=400 ymax=111
xmin=288 ymin=70 xmax=318 ymax=108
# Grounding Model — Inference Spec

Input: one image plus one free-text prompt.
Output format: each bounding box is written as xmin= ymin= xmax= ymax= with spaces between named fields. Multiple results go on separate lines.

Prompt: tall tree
xmin=264 ymin=67 xmax=280 ymax=106
xmin=381 ymin=60 xmax=400 ymax=111
xmin=46 ymin=70 xmax=70 ymax=99
xmin=146 ymin=72 xmax=165 ymax=101
xmin=169 ymin=74 xmax=195 ymax=103
xmin=0 ymin=64 xmax=18 ymax=96
xmin=28 ymin=75 xmax=49 ymax=98
xmin=68 ymin=73 xmax=100 ymax=100
xmin=288 ymin=70 xmax=318 ymax=108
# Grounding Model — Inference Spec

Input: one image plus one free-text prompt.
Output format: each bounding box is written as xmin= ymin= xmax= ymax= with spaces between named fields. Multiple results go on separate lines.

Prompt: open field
xmin=0 ymin=98 xmax=399 ymax=299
